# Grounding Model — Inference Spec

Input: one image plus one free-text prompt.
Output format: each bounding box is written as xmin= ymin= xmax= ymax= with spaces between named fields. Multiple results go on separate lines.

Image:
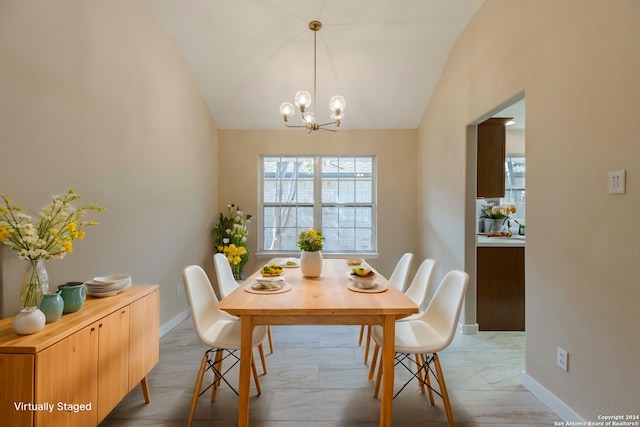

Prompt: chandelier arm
xmin=283 ymin=122 xmax=310 ymax=129
xmin=315 ymin=120 xmax=341 ymax=128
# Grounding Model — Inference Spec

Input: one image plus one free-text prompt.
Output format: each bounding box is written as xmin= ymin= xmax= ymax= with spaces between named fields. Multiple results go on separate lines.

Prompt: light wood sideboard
xmin=0 ymin=285 xmax=159 ymax=426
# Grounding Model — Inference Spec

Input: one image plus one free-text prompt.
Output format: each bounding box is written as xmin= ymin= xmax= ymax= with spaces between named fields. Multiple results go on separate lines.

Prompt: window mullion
xmin=313 ymin=156 xmax=322 ymax=230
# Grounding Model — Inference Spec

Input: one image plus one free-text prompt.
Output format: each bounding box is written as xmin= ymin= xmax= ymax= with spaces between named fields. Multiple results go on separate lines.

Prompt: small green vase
xmin=40 ymin=292 xmax=64 ymax=323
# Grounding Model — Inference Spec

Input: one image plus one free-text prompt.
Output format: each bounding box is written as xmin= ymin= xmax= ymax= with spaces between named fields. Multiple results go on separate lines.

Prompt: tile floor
xmin=101 ymin=318 xmax=560 ymax=426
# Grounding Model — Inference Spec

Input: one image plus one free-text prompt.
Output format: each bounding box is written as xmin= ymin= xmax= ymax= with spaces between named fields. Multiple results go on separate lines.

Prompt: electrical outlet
xmin=557 ymin=347 xmax=568 ymax=371
xmin=609 ymin=169 xmax=626 ymax=194
xmin=176 ymin=283 xmax=185 ymax=297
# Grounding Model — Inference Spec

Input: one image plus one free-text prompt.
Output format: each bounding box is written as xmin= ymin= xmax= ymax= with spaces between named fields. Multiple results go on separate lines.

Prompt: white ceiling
xmin=143 ymin=0 xmax=485 ymax=130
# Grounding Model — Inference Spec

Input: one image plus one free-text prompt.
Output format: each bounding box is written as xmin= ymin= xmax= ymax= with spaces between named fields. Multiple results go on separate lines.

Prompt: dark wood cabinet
xmin=477 ymin=246 xmax=525 ymax=331
xmin=477 ymin=117 xmax=510 ymax=198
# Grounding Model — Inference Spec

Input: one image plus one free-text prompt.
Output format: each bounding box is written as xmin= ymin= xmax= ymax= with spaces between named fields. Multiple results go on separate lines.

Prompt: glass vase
xmin=491 ymin=219 xmax=505 ymax=232
xmin=20 ymin=258 xmax=50 ymax=308
xmin=231 ymin=264 xmax=244 ymax=281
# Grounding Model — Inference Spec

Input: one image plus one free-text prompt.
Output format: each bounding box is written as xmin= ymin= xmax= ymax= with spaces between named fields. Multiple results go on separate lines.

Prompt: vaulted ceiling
xmin=143 ymin=0 xmax=485 ymax=130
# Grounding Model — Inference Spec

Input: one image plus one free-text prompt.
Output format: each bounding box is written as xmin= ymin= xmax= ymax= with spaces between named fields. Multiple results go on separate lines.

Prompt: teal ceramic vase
xmin=58 ymin=282 xmax=87 ymax=313
xmin=40 ymin=292 xmax=64 ymax=323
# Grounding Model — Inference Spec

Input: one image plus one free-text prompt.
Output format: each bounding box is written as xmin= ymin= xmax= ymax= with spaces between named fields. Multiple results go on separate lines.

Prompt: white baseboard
xmin=159 ymin=308 xmax=190 ymax=337
xmin=460 ymin=322 xmax=479 ymax=335
xmin=522 ymin=372 xmax=584 ymax=422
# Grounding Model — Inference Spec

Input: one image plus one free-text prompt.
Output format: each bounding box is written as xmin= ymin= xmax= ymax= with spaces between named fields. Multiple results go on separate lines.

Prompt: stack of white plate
xmin=85 ymin=275 xmax=132 ymax=297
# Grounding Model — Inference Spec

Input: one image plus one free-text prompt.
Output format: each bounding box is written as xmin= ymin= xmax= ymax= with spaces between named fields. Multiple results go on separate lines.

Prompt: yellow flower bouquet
xmin=0 ymin=189 xmax=104 ymax=307
xmin=297 ymin=229 xmax=324 ymax=252
xmin=214 ymin=204 xmax=251 ymax=280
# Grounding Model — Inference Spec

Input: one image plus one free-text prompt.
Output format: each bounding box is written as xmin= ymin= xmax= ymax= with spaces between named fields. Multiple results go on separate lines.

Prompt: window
xmin=503 ymin=154 xmax=525 ymax=222
xmin=259 ymin=156 xmax=376 ymax=255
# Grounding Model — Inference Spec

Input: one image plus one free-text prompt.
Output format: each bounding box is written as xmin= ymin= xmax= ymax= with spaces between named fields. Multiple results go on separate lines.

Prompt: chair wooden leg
xmin=188 ymin=352 xmax=210 ymax=427
xmin=358 ymin=324 xmax=365 ymax=345
xmin=251 ymin=355 xmax=262 ymax=396
xmin=267 ymin=325 xmax=274 ymax=353
xmin=258 ymin=343 xmax=268 ymax=375
xmin=211 ymin=349 xmax=224 ymax=402
xmin=433 ymin=353 xmax=454 ymax=427
xmin=423 ymin=354 xmax=435 ymax=405
xmin=363 ymin=325 xmax=372 ymax=364
xmin=373 ymin=352 xmax=384 ymax=398
xmin=416 ymin=354 xmax=426 ymax=394
xmin=368 ymin=343 xmax=380 ymax=381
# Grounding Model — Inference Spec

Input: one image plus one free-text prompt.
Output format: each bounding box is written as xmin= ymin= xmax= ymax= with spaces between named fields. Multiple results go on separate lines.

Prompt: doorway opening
xmin=463 ymin=94 xmax=526 ymax=334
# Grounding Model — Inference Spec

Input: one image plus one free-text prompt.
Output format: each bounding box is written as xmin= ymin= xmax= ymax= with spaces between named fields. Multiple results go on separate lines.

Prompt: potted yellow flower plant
xmin=214 ymin=204 xmax=251 ymax=280
xmin=297 ymin=229 xmax=324 ymax=278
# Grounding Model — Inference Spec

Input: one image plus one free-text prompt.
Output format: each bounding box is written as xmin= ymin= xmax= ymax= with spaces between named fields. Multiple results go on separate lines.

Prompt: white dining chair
xmin=403 ymin=258 xmax=437 ymax=315
xmin=214 ymin=252 xmax=274 ymax=358
xmin=182 ymin=265 xmax=268 ymax=427
xmin=389 ymin=252 xmax=415 ymax=292
xmin=367 ymin=258 xmax=437 ymax=378
xmin=359 ymin=253 xmax=414 ymax=363
xmin=370 ymin=269 xmax=469 ymax=427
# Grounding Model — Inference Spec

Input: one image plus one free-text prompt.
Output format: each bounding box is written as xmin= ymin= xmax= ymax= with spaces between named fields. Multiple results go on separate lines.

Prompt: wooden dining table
xmin=218 ymin=257 xmax=419 ymax=427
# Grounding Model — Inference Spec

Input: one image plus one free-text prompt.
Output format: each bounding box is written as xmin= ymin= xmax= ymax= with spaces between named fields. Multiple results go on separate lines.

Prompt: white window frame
xmin=257 ymin=155 xmax=378 ymax=259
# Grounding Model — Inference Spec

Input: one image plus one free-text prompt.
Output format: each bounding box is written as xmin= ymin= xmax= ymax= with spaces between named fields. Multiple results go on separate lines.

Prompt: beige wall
xmin=218 ymin=129 xmax=419 ymax=281
xmin=0 ymin=1 xmax=219 ymax=325
xmin=418 ymin=0 xmax=639 ymax=418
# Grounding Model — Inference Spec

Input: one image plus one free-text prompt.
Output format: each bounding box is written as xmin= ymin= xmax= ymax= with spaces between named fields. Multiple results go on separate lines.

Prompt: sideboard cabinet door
xmin=129 ymin=289 xmax=159 ymax=391
xmin=1 ymin=354 xmax=35 ymax=426
xmin=96 ymin=307 xmax=130 ymax=423
xmin=35 ymin=324 xmax=98 ymax=426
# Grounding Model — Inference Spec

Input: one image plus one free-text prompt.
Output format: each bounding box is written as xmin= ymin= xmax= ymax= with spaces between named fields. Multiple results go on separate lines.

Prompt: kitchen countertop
xmin=477 ymin=234 xmax=526 ymax=247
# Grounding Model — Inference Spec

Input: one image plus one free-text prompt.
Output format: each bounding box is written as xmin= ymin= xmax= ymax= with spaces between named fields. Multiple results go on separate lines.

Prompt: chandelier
xmin=279 ymin=20 xmax=346 ymax=133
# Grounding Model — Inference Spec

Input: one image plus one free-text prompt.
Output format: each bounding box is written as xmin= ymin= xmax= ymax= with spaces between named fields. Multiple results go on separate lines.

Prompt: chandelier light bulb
xmin=330 ymin=111 xmax=344 ymax=121
xmin=302 ymin=111 xmax=316 ymax=124
xmin=279 ymin=102 xmax=295 ymax=119
xmin=294 ymin=90 xmax=312 ymax=108
xmin=329 ymin=95 xmax=346 ymax=113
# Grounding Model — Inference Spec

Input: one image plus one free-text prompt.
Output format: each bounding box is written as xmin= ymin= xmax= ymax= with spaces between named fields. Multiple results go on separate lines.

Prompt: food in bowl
xmin=252 ymin=281 xmax=282 ymax=290
xmin=349 ymin=271 xmax=377 ymax=289
xmin=351 ymin=266 xmax=373 ymax=277
xmin=261 ymin=264 xmax=284 ymax=277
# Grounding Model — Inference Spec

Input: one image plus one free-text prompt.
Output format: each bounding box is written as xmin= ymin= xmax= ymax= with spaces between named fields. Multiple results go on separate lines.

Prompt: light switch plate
xmin=609 ymin=170 xmax=626 ymax=194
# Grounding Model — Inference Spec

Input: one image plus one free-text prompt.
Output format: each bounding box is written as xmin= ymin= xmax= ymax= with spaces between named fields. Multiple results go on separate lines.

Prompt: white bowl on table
xmin=349 ymin=272 xmax=377 ymax=289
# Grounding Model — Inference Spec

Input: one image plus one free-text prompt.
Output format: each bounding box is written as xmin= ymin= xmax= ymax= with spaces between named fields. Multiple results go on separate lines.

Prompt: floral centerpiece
xmin=297 ymin=229 xmax=324 ymax=278
xmin=480 ymin=203 xmax=517 ymax=233
xmin=0 ymin=189 xmax=104 ymax=308
xmin=480 ymin=203 xmax=516 ymax=219
xmin=297 ymin=229 xmax=324 ymax=252
xmin=214 ymin=204 xmax=251 ymax=280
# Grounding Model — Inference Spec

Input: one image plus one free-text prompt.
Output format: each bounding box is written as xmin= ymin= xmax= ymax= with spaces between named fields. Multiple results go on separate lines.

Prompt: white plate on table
xmin=280 ymin=258 xmax=300 ymax=268
xmin=244 ymin=281 xmax=292 ymax=294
